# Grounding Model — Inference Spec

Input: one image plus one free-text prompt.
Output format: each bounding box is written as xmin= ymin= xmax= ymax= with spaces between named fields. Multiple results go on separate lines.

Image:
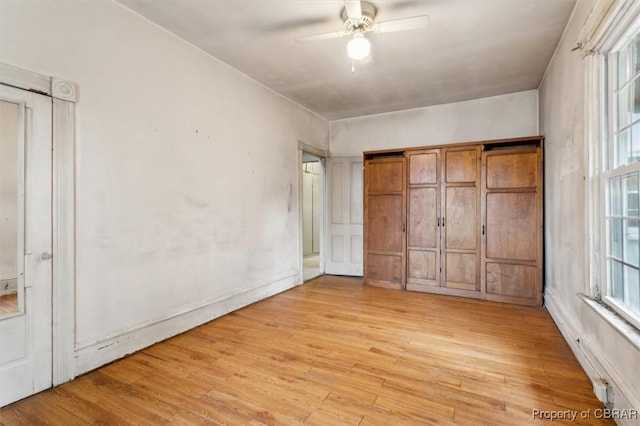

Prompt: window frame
xmin=592 ymin=1 xmax=640 ymax=331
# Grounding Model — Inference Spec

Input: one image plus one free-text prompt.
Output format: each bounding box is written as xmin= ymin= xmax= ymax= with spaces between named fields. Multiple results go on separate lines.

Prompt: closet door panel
xmin=441 ymin=146 xmax=481 ymax=294
xmin=406 ymin=149 xmax=440 ymax=290
xmin=444 ymin=253 xmax=477 ymax=290
xmin=408 ymin=187 xmax=437 ymax=248
xmin=408 ymin=251 xmax=437 ymax=283
xmin=364 ymin=157 xmax=406 ymax=289
xmin=367 ymin=195 xmax=403 ymax=252
xmin=367 ymin=254 xmax=403 ymax=284
xmin=486 ymin=153 xmax=538 ymax=188
xmin=482 ymin=145 xmax=542 ymax=306
xmin=409 ymin=152 xmax=438 ymax=185
xmin=445 ymin=149 xmax=478 ymax=183
xmin=486 ymin=192 xmax=537 ymax=261
xmin=444 ymin=186 xmax=478 ymax=250
xmin=368 ymin=162 xmax=404 ymax=192
xmin=486 ymin=263 xmax=537 ymax=299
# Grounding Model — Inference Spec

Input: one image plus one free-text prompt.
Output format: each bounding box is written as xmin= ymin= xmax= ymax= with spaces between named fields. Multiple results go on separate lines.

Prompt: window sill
xmin=579 ymin=293 xmax=640 ymax=351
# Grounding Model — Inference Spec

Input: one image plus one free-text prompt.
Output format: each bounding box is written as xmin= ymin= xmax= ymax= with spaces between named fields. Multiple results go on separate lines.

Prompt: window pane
xmin=611 ymin=176 xmax=622 ymax=216
xmin=616 ymin=128 xmax=631 ymax=167
xmin=633 ymin=33 xmax=640 ymax=75
xmin=612 ymin=260 xmax=624 ymax=299
xmin=632 ymin=121 xmax=640 ymax=161
xmin=618 ymin=46 xmax=630 ymax=88
xmin=617 ymin=85 xmax=630 ymax=130
xmin=624 ymin=264 xmax=639 ymax=306
xmin=624 ymin=219 xmax=639 ymax=266
xmin=633 ymin=79 xmax=640 ymax=123
xmin=629 ymin=272 xmax=640 ymax=314
xmin=624 ymin=172 xmax=639 ymax=217
xmin=611 ymin=218 xmax=623 ymax=259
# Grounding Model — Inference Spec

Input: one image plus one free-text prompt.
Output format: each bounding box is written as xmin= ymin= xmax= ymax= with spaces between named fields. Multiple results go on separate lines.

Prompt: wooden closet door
xmin=406 ymin=150 xmax=440 ymax=290
xmin=442 ymin=147 xmax=481 ymax=296
xmin=364 ymin=157 xmax=406 ymax=289
xmin=482 ymin=146 xmax=542 ymax=306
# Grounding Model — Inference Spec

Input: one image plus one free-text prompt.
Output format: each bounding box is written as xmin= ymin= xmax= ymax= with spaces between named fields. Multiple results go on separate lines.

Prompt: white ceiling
xmin=118 ymin=0 xmax=576 ymax=120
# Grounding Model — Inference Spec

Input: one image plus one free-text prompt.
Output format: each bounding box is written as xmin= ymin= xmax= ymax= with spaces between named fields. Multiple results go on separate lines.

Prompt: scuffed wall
xmin=539 ymin=1 xmax=588 ymax=318
xmin=0 ymin=0 xmax=328 ymax=373
xmin=330 ymin=90 xmax=538 ymax=156
xmin=539 ymin=0 xmax=640 ymax=417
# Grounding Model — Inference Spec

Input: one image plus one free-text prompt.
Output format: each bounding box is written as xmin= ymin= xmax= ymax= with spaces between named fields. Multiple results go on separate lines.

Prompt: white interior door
xmin=325 ymin=157 xmax=363 ymax=276
xmin=0 ymin=84 xmax=52 ymax=407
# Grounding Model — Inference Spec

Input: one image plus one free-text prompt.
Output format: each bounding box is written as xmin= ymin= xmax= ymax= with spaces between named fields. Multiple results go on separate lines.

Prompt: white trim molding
xmin=584 ymin=51 xmax=605 ymax=298
xmin=545 ymin=289 xmax=640 ymax=425
xmin=297 ymin=142 xmax=328 ymax=284
xmin=0 ymin=63 xmax=51 ymax=95
xmin=298 ymin=140 xmax=329 ymax=159
xmin=51 ymin=78 xmax=77 ymax=102
xmin=74 ymin=273 xmax=299 ymax=375
xmin=52 ymin=96 xmax=76 ymax=385
xmin=0 ymin=62 xmax=77 ymax=386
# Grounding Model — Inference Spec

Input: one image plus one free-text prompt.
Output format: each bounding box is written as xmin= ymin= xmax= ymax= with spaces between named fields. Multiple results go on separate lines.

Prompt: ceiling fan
xmin=295 ymin=1 xmax=429 ymax=63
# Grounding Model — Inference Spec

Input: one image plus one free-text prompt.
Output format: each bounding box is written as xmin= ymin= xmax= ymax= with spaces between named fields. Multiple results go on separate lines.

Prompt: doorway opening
xmin=302 ymin=152 xmax=323 ymax=281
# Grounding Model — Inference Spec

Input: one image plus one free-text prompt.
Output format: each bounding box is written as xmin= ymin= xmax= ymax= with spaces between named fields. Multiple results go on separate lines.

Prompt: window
xmin=603 ymin=19 xmax=640 ymax=329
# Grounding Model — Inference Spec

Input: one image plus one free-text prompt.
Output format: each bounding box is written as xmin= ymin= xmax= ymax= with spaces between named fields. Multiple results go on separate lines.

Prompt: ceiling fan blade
xmin=295 ymin=30 xmax=349 ymax=43
xmin=372 ymin=15 xmax=429 ymax=33
xmin=344 ymin=0 xmax=362 ymax=19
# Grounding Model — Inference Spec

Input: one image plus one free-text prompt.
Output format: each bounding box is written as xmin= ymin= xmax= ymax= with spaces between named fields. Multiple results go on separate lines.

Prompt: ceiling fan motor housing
xmin=341 ymin=2 xmax=376 ymax=32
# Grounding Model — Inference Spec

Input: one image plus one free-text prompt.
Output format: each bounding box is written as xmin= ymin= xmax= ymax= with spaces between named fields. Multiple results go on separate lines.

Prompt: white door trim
xmin=298 ymin=140 xmax=329 ymax=159
xmin=0 ymin=62 xmax=77 ymax=385
xmin=298 ymin=143 xmax=327 ymax=283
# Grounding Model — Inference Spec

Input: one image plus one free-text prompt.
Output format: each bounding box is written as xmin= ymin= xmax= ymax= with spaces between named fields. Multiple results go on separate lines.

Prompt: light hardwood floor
xmin=0 ymin=276 xmax=613 ymax=425
xmin=0 ymin=293 xmax=17 ymax=315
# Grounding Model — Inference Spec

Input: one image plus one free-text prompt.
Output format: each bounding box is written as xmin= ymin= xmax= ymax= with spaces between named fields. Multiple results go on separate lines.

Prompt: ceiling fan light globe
xmin=347 ymin=34 xmax=371 ymax=60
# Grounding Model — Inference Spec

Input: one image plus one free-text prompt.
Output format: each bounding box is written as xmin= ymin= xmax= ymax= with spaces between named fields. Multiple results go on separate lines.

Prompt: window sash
xmin=603 ymin=176 xmax=640 ymax=329
xmin=600 ymin=46 xmax=640 ymax=328
xmin=587 ymin=0 xmax=640 ymax=332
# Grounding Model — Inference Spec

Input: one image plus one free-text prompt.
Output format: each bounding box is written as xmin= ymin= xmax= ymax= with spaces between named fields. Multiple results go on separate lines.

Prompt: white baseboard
xmin=545 ymin=287 xmax=640 ymax=425
xmin=74 ymin=274 xmax=300 ymax=377
xmin=0 ymin=275 xmax=17 ymax=296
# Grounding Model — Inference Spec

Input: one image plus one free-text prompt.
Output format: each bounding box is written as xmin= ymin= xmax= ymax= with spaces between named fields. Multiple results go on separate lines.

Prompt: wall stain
xmin=185 ymin=195 xmax=208 ymax=209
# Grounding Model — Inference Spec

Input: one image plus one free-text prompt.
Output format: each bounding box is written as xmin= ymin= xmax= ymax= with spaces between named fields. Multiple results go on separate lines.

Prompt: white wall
xmin=0 ymin=0 xmax=328 ymax=375
xmin=330 ymin=90 xmax=538 ymax=156
xmin=539 ymin=0 xmax=640 ymax=419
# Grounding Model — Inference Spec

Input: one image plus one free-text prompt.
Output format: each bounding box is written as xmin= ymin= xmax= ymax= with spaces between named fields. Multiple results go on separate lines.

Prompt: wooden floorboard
xmin=0 ymin=276 xmax=614 ymax=425
xmin=0 ymin=293 xmax=17 ymax=315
